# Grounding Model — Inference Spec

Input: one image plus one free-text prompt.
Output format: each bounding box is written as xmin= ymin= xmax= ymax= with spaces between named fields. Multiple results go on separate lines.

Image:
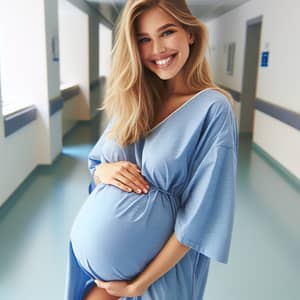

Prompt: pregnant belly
xmin=70 ymin=183 xmax=177 ymax=281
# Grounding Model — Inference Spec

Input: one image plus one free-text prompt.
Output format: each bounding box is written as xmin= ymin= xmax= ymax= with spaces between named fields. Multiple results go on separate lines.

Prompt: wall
xmin=68 ymin=0 xmax=114 ymax=119
xmin=206 ymin=0 xmax=300 ymax=179
xmin=0 ymin=0 xmax=51 ymax=206
xmin=0 ymin=0 xmax=114 ymax=206
xmin=59 ymin=1 xmax=90 ymax=120
xmin=45 ymin=0 xmax=63 ymax=162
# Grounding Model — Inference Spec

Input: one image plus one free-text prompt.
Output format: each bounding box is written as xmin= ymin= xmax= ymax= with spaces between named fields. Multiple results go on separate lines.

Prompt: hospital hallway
xmin=1 ymin=0 xmax=300 ymax=299
xmin=0 ymin=119 xmax=299 ymax=300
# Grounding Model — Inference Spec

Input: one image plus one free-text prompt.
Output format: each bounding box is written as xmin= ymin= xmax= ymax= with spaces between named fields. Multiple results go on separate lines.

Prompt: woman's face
xmin=136 ymin=6 xmax=194 ymax=81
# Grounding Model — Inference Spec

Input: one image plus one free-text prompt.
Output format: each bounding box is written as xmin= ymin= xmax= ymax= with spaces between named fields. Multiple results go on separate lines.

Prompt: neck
xmin=166 ymin=71 xmax=198 ymax=96
xmin=166 ymin=74 xmax=183 ymax=94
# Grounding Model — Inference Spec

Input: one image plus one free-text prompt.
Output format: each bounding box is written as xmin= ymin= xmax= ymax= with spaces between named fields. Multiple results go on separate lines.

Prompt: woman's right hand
xmin=94 ymin=161 xmax=149 ymax=194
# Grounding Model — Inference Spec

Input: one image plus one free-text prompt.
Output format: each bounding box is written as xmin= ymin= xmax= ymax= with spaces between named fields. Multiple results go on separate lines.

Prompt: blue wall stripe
xmin=50 ymin=97 xmax=64 ymax=116
xmin=4 ymin=106 xmax=37 ymax=137
xmin=219 ymin=85 xmax=300 ymax=131
xmin=61 ymin=86 xmax=80 ymax=102
xmin=255 ymin=98 xmax=300 ymax=131
xmin=219 ymin=85 xmax=241 ymax=102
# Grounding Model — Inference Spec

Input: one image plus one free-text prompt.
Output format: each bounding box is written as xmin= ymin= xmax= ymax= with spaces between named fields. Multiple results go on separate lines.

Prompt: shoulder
xmin=192 ymin=88 xmax=234 ymax=123
xmin=195 ymin=89 xmax=238 ymax=149
xmin=196 ymin=89 xmax=232 ymax=113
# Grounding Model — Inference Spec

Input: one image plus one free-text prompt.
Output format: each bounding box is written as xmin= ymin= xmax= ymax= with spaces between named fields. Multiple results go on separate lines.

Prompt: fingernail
xmin=137 ymin=189 xmax=141 ymax=193
xmin=143 ymin=188 xmax=148 ymax=193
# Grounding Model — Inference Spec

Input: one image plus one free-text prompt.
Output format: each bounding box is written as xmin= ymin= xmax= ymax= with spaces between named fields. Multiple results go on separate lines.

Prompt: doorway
xmin=240 ymin=16 xmax=263 ymax=136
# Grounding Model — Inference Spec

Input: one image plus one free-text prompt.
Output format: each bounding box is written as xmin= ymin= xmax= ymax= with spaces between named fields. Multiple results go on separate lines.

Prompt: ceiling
xmin=86 ymin=0 xmax=250 ymax=22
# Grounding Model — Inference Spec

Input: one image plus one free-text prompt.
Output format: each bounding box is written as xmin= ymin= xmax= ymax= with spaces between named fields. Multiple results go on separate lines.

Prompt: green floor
xmin=0 ymin=121 xmax=299 ymax=300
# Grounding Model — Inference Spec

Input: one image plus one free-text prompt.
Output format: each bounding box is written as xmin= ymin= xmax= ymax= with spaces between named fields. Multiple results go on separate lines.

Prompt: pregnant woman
xmin=64 ymin=0 xmax=238 ymax=299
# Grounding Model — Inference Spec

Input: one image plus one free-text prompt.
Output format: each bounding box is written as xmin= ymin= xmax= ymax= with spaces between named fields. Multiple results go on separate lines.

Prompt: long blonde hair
xmin=99 ymin=0 xmax=233 ymax=147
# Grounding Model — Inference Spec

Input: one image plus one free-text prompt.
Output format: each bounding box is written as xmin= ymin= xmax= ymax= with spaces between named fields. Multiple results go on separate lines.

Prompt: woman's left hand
xmin=94 ymin=279 xmax=148 ymax=297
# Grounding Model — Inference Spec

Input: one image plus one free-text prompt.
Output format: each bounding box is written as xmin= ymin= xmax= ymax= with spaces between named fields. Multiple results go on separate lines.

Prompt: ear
xmin=188 ymin=30 xmax=195 ymax=45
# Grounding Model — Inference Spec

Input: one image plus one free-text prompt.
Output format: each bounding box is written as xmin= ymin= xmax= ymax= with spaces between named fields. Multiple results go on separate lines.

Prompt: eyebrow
xmin=137 ymin=23 xmax=177 ymax=36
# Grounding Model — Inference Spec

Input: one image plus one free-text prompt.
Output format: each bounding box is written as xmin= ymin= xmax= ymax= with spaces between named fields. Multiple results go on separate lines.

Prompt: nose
xmin=152 ymin=38 xmax=166 ymax=55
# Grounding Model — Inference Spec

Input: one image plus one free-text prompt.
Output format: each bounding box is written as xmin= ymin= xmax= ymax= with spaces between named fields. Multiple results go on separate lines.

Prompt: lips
xmin=152 ymin=53 xmax=177 ymax=68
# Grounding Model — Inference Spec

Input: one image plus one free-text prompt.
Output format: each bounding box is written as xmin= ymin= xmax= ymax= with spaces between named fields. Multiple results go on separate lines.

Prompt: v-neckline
xmin=149 ymin=87 xmax=213 ymax=133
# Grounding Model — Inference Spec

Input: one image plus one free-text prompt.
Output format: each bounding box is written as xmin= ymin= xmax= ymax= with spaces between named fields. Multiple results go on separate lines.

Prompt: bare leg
xmin=84 ymin=285 xmax=120 ymax=300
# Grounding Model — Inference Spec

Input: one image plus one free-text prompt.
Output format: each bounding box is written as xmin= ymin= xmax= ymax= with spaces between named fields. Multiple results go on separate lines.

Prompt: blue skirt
xmin=64 ymin=241 xmax=97 ymax=300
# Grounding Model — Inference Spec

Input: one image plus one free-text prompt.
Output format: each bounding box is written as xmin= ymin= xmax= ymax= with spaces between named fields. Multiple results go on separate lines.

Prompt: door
xmin=240 ymin=17 xmax=262 ymax=135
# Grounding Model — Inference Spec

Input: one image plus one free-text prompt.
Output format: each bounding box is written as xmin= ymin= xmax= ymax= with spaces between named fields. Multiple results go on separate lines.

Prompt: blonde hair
xmin=98 ymin=0 xmax=233 ymax=147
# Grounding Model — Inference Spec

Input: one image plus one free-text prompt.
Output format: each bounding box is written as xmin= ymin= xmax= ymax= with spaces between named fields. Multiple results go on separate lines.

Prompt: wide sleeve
xmin=175 ymin=97 xmax=239 ymax=264
xmin=87 ymin=137 xmax=103 ymax=194
xmin=87 ymin=118 xmax=114 ymax=194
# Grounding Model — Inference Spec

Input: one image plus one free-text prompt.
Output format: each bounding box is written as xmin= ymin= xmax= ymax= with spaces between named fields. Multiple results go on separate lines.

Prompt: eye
xmin=138 ymin=37 xmax=150 ymax=44
xmin=162 ymin=30 xmax=175 ymax=37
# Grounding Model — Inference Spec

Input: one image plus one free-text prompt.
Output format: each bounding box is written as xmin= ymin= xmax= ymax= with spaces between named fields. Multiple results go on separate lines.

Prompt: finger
xmin=94 ymin=280 xmax=102 ymax=288
xmin=117 ymin=171 xmax=149 ymax=194
xmin=121 ymin=161 xmax=148 ymax=187
xmin=125 ymin=163 xmax=145 ymax=178
xmin=125 ymin=166 xmax=149 ymax=189
xmin=127 ymin=162 xmax=142 ymax=173
xmin=111 ymin=179 xmax=132 ymax=193
xmin=128 ymin=169 xmax=149 ymax=187
xmin=95 ymin=279 xmax=112 ymax=289
xmin=94 ymin=280 xmax=104 ymax=288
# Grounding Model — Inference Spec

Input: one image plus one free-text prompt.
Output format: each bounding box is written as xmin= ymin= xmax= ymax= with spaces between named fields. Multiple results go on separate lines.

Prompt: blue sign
xmin=261 ymin=51 xmax=269 ymax=67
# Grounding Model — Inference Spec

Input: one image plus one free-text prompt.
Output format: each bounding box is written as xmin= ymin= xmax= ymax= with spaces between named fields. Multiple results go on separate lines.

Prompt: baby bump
xmin=70 ymin=183 xmax=177 ymax=281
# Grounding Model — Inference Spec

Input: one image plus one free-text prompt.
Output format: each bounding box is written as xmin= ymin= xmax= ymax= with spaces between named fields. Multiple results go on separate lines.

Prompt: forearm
xmin=132 ymin=232 xmax=190 ymax=290
xmin=93 ymin=164 xmax=104 ymax=185
xmin=93 ymin=172 xmax=102 ymax=185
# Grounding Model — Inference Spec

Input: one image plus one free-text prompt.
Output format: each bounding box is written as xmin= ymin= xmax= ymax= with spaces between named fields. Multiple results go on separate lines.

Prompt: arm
xmin=131 ymin=232 xmax=190 ymax=291
xmin=93 ymin=164 xmax=103 ymax=185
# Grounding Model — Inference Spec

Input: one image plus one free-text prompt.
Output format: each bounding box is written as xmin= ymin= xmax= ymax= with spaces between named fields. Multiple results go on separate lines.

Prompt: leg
xmin=84 ymin=285 xmax=120 ymax=300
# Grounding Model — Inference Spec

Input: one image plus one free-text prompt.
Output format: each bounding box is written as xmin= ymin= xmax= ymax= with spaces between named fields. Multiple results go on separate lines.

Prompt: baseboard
xmin=252 ymin=142 xmax=300 ymax=191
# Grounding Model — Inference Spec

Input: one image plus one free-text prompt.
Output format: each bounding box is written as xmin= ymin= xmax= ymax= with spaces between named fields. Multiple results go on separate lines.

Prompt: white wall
xmin=45 ymin=0 xmax=63 ymax=162
xmin=206 ymin=0 xmax=300 ymax=180
xmin=0 ymin=0 xmax=51 ymax=206
xmin=59 ymin=0 xmax=90 ymax=120
xmin=68 ymin=0 xmax=115 ymax=120
xmin=68 ymin=0 xmax=114 ymax=86
xmin=62 ymin=95 xmax=80 ymax=135
xmin=0 ymin=0 xmax=113 ymax=206
xmin=0 ymin=0 xmax=51 ymax=165
xmin=99 ymin=24 xmax=112 ymax=77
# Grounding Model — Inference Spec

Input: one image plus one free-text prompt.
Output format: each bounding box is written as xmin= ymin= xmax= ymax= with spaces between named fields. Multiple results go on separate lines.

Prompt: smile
xmin=152 ymin=54 xmax=177 ymax=69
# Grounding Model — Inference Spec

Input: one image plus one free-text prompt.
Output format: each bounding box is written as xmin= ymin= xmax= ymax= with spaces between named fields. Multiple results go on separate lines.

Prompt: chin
xmin=158 ymin=74 xmax=174 ymax=80
xmin=151 ymin=69 xmax=179 ymax=80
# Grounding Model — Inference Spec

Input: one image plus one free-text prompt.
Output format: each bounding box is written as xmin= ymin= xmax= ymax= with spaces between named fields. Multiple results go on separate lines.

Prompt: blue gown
xmin=64 ymin=88 xmax=239 ymax=300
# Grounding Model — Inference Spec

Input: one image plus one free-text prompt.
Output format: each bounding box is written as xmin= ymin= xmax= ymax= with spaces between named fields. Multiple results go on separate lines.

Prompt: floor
xmin=0 ymin=120 xmax=299 ymax=300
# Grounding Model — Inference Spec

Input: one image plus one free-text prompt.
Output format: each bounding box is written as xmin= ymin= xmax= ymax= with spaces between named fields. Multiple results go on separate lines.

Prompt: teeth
xmin=155 ymin=56 xmax=172 ymax=65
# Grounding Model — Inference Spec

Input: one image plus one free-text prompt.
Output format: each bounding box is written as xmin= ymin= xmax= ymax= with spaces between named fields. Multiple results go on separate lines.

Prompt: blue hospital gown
xmin=65 ymin=88 xmax=239 ymax=300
